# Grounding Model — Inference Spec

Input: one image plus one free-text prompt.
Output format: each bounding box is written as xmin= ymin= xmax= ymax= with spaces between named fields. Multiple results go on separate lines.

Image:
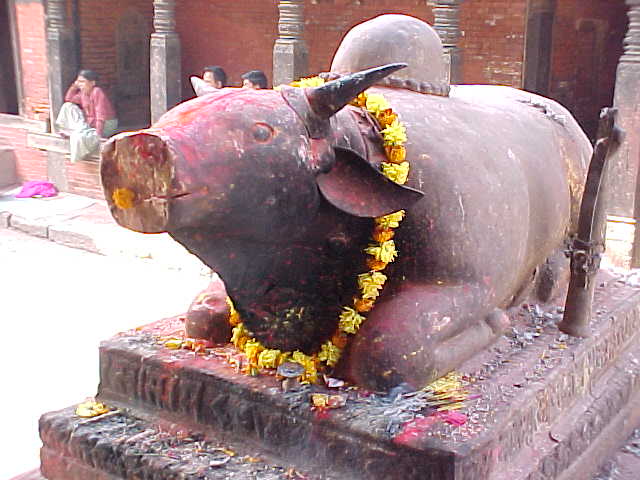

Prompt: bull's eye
xmin=252 ymin=123 xmax=274 ymax=143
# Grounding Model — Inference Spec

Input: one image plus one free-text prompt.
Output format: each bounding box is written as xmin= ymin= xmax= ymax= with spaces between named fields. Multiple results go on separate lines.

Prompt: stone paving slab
xmin=0 ymin=189 xmax=210 ymax=276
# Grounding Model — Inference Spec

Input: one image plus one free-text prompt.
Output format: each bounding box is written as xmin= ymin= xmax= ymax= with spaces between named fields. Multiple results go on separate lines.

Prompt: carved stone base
xmin=37 ymin=276 xmax=640 ymax=479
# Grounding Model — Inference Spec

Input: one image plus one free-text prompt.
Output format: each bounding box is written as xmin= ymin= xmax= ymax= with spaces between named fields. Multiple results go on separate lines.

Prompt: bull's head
xmin=100 ymin=64 xmax=424 ymax=352
xmin=101 ymin=64 xmax=421 ymax=237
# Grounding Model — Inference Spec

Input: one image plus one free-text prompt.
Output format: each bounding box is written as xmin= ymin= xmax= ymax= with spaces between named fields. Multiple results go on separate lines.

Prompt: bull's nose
xmin=100 ymin=132 xmax=173 ymax=233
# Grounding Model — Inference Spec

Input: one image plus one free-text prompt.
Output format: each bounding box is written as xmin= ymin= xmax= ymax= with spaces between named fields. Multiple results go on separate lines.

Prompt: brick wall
xmin=78 ymin=0 xmax=153 ymax=126
xmin=176 ymin=0 xmax=530 ymax=97
xmin=459 ymin=0 xmax=527 ymax=86
xmin=15 ymin=0 xmax=49 ymax=120
xmin=305 ymin=0 xmax=434 ymax=75
xmin=548 ymin=0 xmax=627 ymax=138
xmin=0 ymin=125 xmax=47 ymax=181
xmin=66 ymin=160 xmax=102 ymax=199
xmin=176 ymin=0 xmax=279 ymax=99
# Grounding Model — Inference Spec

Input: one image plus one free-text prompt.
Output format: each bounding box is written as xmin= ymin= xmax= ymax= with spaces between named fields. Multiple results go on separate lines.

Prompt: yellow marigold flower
xmin=365 ymin=94 xmax=391 ymax=115
xmin=385 ymin=145 xmax=407 ymax=164
xmin=112 ymin=187 xmax=135 ymax=210
xmin=375 ymin=210 xmax=405 ymax=229
xmin=339 ymin=306 xmax=366 ymax=334
xmin=365 ymin=240 xmax=398 ymax=263
xmin=377 ymin=109 xmax=398 ymax=128
xmin=231 ymin=323 xmax=249 ymax=350
xmin=381 ymin=161 xmax=410 ymax=184
xmin=277 ymin=351 xmax=292 ymax=366
xmin=291 ymin=351 xmax=317 ymax=384
xmin=358 ymin=271 xmax=387 ymax=300
xmin=226 ymin=297 xmax=241 ymax=326
xmin=76 ymin=400 xmax=110 ymax=418
xmin=244 ymin=339 xmax=264 ymax=365
xmin=318 ymin=340 xmax=341 ymax=367
xmin=381 ymin=119 xmax=407 ymax=146
xmin=291 ymin=76 xmax=326 ymax=88
xmin=164 ymin=338 xmax=183 ymax=350
xmin=257 ymin=349 xmax=281 ymax=369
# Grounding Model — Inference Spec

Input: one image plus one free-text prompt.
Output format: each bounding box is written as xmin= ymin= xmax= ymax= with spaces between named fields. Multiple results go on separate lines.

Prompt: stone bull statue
xmin=100 ymin=15 xmax=591 ymax=391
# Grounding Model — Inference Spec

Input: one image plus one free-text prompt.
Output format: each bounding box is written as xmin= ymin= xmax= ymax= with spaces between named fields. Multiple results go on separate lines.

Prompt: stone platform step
xmin=37 ymin=276 xmax=640 ymax=479
xmin=38 ymin=406 xmax=324 ymax=480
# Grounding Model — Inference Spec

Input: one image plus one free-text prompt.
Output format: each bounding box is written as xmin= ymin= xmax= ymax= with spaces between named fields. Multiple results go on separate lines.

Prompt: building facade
xmin=0 ymin=0 xmax=636 ymax=214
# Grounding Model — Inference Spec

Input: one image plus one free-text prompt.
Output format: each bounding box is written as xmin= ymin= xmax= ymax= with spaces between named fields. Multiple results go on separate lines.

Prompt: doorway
xmin=0 ymin=0 xmax=19 ymax=114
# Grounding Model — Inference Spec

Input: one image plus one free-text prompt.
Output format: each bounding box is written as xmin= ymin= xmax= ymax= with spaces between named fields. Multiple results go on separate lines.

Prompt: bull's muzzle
xmin=100 ymin=132 xmax=176 ymax=233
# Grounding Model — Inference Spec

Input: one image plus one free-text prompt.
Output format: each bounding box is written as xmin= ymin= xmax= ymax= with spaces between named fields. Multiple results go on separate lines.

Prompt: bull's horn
xmin=307 ymin=63 xmax=407 ymax=119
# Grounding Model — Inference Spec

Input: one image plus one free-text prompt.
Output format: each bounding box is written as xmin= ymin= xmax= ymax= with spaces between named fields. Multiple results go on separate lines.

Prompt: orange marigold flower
xmin=351 ymin=92 xmax=367 ymax=108
xmin=331 ymin=332 xmax=349 ymax=349
xmin=372 ymin=227 xmax=395 ymax=243
xmin=354 ymin=297 xmax=375 ymax=312
xmin=112 ymin=187 xmax=135 ymax=210
xmin=385 ymin=145 xmax=407 ymax=164
xmin=377 ymin=109 xmax=397 ymax=128
xmin=366 ymin=258 xmax=388 ymax=272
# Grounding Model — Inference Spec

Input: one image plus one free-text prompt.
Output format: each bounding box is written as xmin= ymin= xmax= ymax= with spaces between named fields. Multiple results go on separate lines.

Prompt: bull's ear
xmin=316 ymin=148 xmax=424 ymax=218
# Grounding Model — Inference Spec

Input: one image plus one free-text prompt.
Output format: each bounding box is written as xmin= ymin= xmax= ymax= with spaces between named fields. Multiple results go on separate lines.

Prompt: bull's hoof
xmin=185 ymin=276 xmax=232 ymax=343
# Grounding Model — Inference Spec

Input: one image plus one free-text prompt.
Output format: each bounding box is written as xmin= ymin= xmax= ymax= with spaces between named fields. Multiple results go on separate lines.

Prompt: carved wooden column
xmin=611 ymin=0 xmax=640 ymax=265
xmin=432 ymin=0 xmax=465 ymax=84
xmin=46 ymin=0 xmax=78 ymax=128
xmin=272 ymin=0 xmax=308 ymax=87
xmin=150 ymin=0 xmax=181 ymax=123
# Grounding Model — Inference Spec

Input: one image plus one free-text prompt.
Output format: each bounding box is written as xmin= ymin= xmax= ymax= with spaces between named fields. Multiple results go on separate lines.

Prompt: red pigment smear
xmin=394 ymin=411 xmax=468 ymax=446
xmin=393 ymin=415 xmax=440 ymax=446
xmin=437 ymin=410 xmax=468 ymax=426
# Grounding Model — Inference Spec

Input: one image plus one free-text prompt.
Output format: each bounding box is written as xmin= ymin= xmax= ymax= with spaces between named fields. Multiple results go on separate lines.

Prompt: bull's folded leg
xmin=340 ymin=283 xmax=510 ymax=391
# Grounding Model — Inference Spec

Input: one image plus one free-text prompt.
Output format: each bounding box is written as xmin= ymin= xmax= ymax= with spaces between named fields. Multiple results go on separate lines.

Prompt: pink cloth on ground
xmin=14 ymin=181 xmax=58 ymax=198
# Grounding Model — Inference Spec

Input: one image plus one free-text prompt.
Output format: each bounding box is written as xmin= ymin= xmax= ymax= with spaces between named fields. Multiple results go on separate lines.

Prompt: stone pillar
xmin=46 ymin=0 xmax=78 ymax=130
xmin=272 ymin=0 xmax=308 ymax=87
xmin=150 ymin=0 xmax=181 ymax=123
xmin=432 ymin=0 xmax=465 ymax=84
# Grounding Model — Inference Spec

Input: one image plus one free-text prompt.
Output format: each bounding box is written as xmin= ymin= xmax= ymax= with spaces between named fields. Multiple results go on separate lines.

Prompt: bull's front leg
xmin=340 ymin=282 xmax=510 ymax=391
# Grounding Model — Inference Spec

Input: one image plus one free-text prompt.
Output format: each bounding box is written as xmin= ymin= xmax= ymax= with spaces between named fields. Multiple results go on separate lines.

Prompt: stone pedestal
xmin=272 ymin=0 xmax=308 ymax=87
xmin=34 ymin=274 xmax=640 ymax=479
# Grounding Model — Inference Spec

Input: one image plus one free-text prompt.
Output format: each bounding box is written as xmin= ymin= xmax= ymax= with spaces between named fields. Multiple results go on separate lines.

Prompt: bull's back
xmin=374 ymin=86 xmax=590 ymax=305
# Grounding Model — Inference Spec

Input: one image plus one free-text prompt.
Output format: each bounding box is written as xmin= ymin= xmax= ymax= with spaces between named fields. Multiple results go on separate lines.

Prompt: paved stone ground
xmin=0 ymin=228 xmax=210 ymax=479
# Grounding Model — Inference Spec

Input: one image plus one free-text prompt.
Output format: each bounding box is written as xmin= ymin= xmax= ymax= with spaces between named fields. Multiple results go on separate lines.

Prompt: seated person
xmin=56 ymin=69 xmax=117 ymax=163
xmin=241 ymin=70 xmax=268 ymax=89
xmin=191 ymin=65 xmax=227 ymax=97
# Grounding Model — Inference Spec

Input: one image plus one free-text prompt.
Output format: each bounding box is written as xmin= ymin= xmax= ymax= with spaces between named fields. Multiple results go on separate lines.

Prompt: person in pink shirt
xmin=56 ymin=69 xmax=118 ymax=162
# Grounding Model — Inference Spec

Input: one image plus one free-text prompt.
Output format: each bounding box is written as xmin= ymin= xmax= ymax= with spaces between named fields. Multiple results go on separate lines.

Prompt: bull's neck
xmin=171 ymin=204 xmax=371 ymax=303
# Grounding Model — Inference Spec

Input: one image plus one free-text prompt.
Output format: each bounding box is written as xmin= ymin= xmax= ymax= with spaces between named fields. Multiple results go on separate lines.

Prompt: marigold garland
xmin=226 ymin=76 xmax=410 ymax=384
